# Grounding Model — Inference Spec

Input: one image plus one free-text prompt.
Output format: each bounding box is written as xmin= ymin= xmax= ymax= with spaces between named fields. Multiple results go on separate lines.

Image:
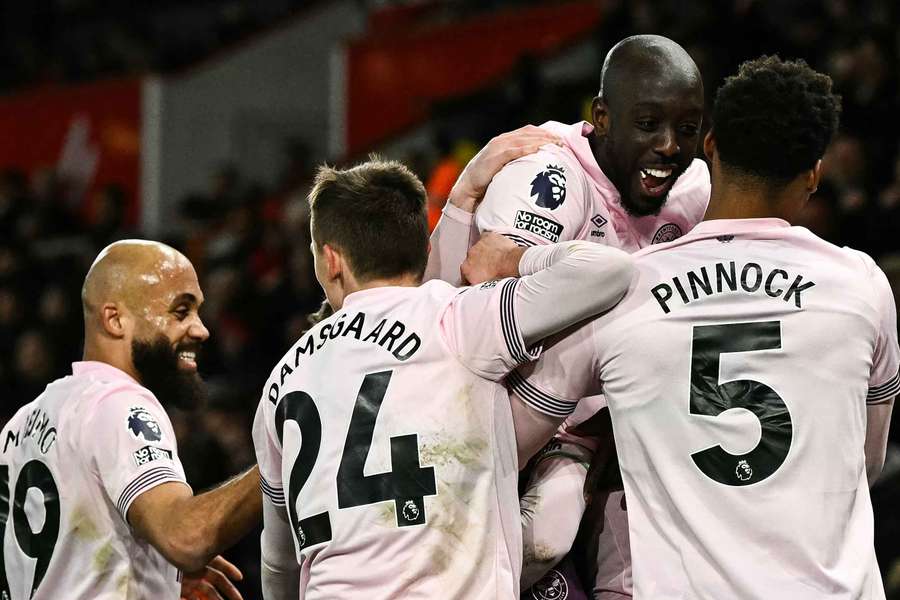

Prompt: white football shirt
xmin=512 ymin=219 xmax=899 ymax=599
xmin=0 ymin=361 xmax=190 ymax=600
xmin=253 ymin=278 xmax=544 ymax=599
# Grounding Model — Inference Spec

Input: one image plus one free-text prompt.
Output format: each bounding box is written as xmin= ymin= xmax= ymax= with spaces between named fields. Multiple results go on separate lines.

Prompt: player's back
xmin=591 ymin=218 xmax=894 ymax=599
xmin=0 ymin=364 xmax=181 ymax=600
xmin=254 ymin=280 xmax=528 ymax=599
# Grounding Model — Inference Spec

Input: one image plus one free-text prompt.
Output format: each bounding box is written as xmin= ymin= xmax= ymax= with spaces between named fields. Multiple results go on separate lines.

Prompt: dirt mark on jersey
xmin=93 ymin=541 xmax=115 ymax=572
xmin=70 ymin=506 xmax=101 ymax=541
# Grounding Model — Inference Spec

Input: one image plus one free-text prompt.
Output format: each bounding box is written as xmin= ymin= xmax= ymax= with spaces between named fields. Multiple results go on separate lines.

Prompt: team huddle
xmin=0 ymin=35 xmax=896 ymax=600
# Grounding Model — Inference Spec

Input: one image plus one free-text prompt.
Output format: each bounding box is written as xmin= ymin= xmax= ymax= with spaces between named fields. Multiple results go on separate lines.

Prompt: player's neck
xmin=82 ymin=340 xmax=141 ymax=382
xmin=350 ymin=273 xmax=422 ymax=295
xmin=589 ymin=132 xmax=616 ymax=182
xmin=704 ymin=171 xmax=806 ymax=223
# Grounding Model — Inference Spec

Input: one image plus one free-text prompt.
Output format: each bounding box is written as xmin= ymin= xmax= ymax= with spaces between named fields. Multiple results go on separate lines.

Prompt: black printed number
xmin=336 ymin=371 xmax=436 ymax=526
xmin=276 ymin=371 xmax=436 ymax=551
xmin=0 ymin=460 xmax=61 ymax=598
xmin=275 ymin=391 xmax=333 ymax=551
xmin=689 ymin=321 xmax=792 ymax=486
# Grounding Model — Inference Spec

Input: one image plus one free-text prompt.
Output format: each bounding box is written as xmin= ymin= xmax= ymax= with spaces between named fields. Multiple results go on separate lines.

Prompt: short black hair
xmin=309 ymin=158 xmax=428 ymax=282
xmin=712 ymin=55 xmax=841 ymax=182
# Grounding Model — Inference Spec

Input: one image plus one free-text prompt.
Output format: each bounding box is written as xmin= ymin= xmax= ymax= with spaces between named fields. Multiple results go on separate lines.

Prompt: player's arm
xmin=463 ymin=233 xmax=632 ymax=345
xmin=444 ymin=234 xmax=630 ymax=382
xmin=445 ymin=235 xmax=622 ymax=460
xmin=260 ymin=497 xmax=301 ymax=600
xmin=128 ymin=466 xmax=262 ymax=573
xmin=520 ymin=448 xmax=592 ymax=588
xmin=84 ymin=393 xmax=263 ymax=574
xmin=864 ymin=261 xmax=900 ymax=486
xmin=425 ymin=125 xmax=562 ymax=284
xmin=866 ymin=399 xmax=894 ymax=485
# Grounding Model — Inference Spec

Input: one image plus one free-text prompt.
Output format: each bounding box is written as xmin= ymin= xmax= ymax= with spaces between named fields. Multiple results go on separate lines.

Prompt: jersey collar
xmin=688 ymin=218 xmax=791 ymax=237
xmin=72 ymin=361 xmax=139 ymax=383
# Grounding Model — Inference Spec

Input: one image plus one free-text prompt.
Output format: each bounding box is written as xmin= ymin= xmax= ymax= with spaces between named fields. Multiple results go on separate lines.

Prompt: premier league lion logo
xmin=530 ymin=165 xmax=566 ymax=210
xmin=402 ymin=500 xmax=421 ymax=522
xmin=736 ymin=459 xmax=753 ymax=482
xmin=127 ymin=407 xmax=163 ymax=442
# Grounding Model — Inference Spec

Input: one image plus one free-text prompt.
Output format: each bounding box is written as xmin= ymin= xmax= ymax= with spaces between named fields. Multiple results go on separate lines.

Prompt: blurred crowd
xmin=0 ymin=0 xmax=307 ymax=93
xmin=2 ymin=0 xmax=900 ymax=596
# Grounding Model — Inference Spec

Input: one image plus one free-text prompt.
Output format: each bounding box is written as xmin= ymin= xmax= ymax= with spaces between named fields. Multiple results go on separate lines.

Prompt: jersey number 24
xmin=276 ymin=370 xmax=437 ymax=551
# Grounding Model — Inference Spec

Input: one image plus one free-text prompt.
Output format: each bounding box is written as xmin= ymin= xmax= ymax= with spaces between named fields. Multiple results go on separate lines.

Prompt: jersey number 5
xmin=0 ymin=461 xmax=60 ymax=598
xmin=275 ymin=370 xmax=437 ymax=551
xmin=689 ymin=321 xmax=793 ymax=486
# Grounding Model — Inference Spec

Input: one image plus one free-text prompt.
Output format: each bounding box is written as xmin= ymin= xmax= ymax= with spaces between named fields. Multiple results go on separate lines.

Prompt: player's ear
xmin=807 ymin=159 xmax=823 ymax=194
xmin=322 ymin=243 xmax=343 ymax=281
xmin=591 ymin=97 xmax=610 ymax=136
xmin=101 ymin=302 xmax=128 ymax=339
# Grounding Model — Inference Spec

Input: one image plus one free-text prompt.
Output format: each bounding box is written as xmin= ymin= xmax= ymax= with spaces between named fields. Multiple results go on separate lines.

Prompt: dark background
xmin=0 ymin=1 xmax=898 ymax=597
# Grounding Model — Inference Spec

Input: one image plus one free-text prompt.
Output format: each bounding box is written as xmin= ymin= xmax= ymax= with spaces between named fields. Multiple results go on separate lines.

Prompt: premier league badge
xmin=127 ymin=406 xmax=163 ymax=442
xmin=530 ymin=165 xmax=567 ymax=210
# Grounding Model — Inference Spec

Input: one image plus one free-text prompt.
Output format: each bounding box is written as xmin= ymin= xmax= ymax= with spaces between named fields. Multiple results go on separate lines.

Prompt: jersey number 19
xmin=0 ymin=461 xmax=60 ymax=598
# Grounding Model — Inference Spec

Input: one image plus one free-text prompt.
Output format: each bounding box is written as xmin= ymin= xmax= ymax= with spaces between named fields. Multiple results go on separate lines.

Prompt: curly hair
xmin=712 ymin=56 xmax=841 ymax=182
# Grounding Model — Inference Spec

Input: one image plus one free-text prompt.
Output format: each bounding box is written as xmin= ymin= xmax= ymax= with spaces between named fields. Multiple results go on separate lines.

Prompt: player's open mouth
xmin=639 ymin=167 xmax=676 ymax=197
xmin=177 ymin=350 xmax=197 ymax=371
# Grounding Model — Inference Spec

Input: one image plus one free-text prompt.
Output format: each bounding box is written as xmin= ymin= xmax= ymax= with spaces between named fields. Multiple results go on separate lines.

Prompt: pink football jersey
xmin=512 ymin=218 xmax=899 ymax=599
xmin=475 ymin=120 xmax=709 ymax=252
xmin=253 ymin=278 xmax=549 ymax=599
xmin=0 ymin=361 xmax=190 ymax=599
xmin=471 ymin=120 xmax=710 ymax=598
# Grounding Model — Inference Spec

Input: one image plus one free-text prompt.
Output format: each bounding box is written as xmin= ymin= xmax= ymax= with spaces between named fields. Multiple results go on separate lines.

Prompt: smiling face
xmin=592 ymin=44 xmax=705 ymax=217
xmin=127 ymin=251 xmax=209 ymax=408
xmin=129 ymin=253 xmax=208 ymax=374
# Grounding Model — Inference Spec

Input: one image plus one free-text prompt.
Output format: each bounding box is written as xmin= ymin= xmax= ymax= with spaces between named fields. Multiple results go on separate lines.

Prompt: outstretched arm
xmin=129 ymin=466 xmax=262 ymax=573
xmin=463 ymin=233 xmax=633 ymax=346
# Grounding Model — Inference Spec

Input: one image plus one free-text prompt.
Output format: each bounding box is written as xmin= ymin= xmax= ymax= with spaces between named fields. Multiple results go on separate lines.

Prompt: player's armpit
xmin=261 ymin=498 xmax=300 ymax=600
xmin=128 ymin=467 xmax=262 ymax=573
xmin=509 ymin=390 xmax=565 ymax=468
xmin=865 ymin=397 xmax=894 ymax=486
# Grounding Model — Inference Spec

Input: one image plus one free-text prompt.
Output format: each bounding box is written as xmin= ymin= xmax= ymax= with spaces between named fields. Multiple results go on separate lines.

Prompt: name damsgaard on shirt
xmin=266 ymin=311 xmax=422 ymax=405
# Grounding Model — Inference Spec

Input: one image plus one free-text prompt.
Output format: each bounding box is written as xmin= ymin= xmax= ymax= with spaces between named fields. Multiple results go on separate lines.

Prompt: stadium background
xmin=0 ymin=0 xmax=898 ymax=596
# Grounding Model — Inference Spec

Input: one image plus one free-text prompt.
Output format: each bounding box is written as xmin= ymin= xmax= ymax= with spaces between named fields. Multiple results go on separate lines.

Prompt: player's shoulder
xmin=420 ymin=278 xmax=462 ymax=299
xmin=80 ymin=370 xmax=157 ymax=411
xmin=493 ymin=125 xmax=585 ymax=184
xmin=834 ymin=243 xmax=893 ymax=296
xmin=790 ymin=227 xmax=882 ymax=275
